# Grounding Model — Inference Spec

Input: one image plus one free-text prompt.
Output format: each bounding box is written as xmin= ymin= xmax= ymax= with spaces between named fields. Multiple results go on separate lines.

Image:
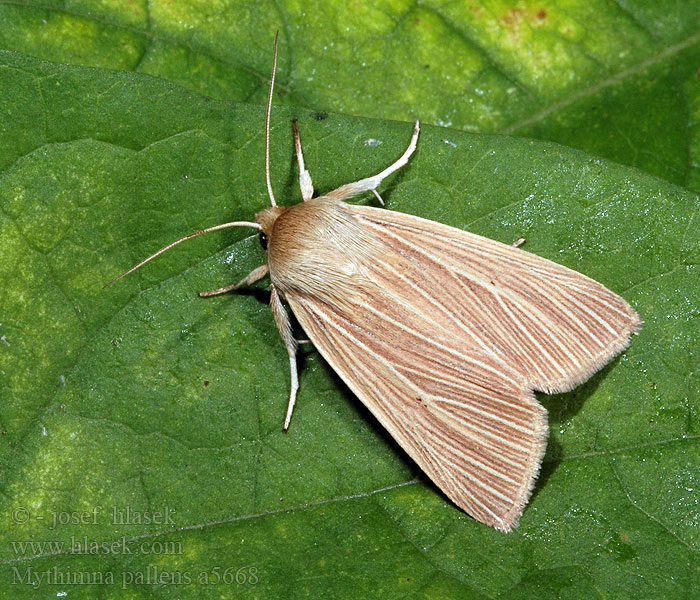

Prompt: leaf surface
xmin=0 ymin=51 xmax=697 ymax=599
xmin=2 ymin=1 xmax=700 ymax=188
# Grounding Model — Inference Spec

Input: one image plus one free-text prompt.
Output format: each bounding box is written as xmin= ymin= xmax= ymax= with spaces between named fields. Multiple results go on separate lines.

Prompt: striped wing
xmin=351 ymin=206 xmax=641 ymax=393
xmin=286 ymin=206 xmax=639 ymax=531
xmin=287 ymin=289 xmax=548 ymax=531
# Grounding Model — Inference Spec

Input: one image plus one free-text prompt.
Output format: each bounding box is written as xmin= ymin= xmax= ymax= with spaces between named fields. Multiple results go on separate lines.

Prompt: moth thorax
xmin=260 ymin=198 xmax=384 ymax=307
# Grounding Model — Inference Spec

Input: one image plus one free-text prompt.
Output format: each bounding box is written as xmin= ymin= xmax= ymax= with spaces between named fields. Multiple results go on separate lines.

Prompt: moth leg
xmin=198 ymin=264 xmax=269 ymax=297
xmin=511 ymin=238 xmax=525 ymax=248
xmin=325 ymin=120 xmax=420 ymax=202
xmin=270 ymin=285 xmax=299 ymax=431
xmin=292 ymin=120 xmax=314 ymax=202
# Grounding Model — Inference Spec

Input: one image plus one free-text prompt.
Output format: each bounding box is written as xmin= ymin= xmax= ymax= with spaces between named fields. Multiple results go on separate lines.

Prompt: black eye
xmin=258 ymin=232 xmax=268 ymax=250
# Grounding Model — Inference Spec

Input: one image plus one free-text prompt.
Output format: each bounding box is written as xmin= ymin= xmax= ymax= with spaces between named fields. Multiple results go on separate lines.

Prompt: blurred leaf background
xmin=0 ymin=1 xmax=697 ymax=598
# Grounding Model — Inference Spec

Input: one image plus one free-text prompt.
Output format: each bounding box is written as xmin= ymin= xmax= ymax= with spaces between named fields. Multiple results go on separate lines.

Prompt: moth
xmin=107 ymin=35 xmax=641 ymax=531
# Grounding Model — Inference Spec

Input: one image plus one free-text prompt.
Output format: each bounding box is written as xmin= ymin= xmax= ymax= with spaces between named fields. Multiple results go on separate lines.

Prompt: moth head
xmin=254 ymin=205 xmax=288 ymax=250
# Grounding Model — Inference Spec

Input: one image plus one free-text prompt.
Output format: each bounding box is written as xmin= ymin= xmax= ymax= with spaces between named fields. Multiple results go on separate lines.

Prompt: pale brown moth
xmin=106 ymin=34 xmax=641 ymax=532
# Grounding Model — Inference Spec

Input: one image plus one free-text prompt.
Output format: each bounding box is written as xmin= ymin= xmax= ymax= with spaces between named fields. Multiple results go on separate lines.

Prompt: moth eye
xmin=258 ymin=232 xmax=269 ymax=250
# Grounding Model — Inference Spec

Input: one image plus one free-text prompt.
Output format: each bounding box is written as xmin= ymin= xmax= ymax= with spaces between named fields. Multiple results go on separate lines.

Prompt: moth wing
xmin=350 ymin=206 xmax=641 ymax=393
xmin=283 ymin=203 xmax=639 ymax=530
xmin=286 ymin=291 xmax=548 ymax=532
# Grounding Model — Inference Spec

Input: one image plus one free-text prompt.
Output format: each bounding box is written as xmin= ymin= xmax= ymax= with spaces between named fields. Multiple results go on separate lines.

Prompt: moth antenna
xmin=102 ymin=220 xmax=261 ymax=289
xmin=265 ymin=31 xmax=280 ymax=207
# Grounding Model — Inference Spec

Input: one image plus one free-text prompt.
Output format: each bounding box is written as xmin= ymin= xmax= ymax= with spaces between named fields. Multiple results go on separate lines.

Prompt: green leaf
xmin=0 ymin=51 xmax=697 ymax=599
xmin=2 ymin=1 xmax=700 ymax=189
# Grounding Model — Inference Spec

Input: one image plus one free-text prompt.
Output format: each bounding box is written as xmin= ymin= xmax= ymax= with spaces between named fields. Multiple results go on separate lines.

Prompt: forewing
xmin=287 ymin=291 xmax=548 ymax=532
xmin=351 ymin=206 xmax=641 ymax=393
xmin=282 ymin=203 xmax=639 ymax=530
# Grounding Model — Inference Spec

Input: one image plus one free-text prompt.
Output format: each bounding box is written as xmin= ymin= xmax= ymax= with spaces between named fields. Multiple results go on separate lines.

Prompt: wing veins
xmin=309 ymin=305 xmax=535 ymax=499
xmin=365 ymin=219 xmax=626 ymax=380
